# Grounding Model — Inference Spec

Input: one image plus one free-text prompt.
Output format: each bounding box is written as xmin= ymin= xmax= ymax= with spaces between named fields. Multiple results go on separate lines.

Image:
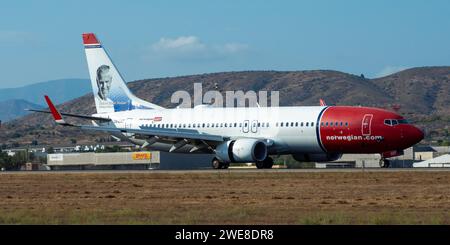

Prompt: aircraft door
xmin=362 ymin=114 xmax=373 ymax=136
xmin=251 ymin=120 xmax=258 ymax=133
xmin=242 ymin=120 xmax=249 ymax=133
xmin=125 ymin=118 xmax=133 ymax=129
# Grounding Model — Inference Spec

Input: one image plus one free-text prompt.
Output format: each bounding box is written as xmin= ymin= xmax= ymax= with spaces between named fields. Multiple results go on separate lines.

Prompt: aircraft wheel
xmin=263 ymin=157 xmax=274 ymax=169
xmin=379 ymin=159 xmax=390 ymax=168
xmin=212 ymin=158 xmax=222 ymax=169
xmin=255 ymin=161 xmax=265 ymax=169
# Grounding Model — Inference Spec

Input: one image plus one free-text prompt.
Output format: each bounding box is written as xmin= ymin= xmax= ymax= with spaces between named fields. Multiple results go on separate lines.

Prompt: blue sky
xmin=1 ymin=0 xmax=449 ymax=88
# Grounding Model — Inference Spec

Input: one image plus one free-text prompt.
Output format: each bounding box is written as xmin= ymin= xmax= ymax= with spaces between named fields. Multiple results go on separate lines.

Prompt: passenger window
xmin=258 ymin=122 xmax=261 ymax=127
xmin=306 ymin=122 xmax=309 ymax=127
xmin=311 ymin=122 xmax=314 ymax=127
xmin=234 ymin=123 xmax=237 ymax=127
xmin=326 ymin=122 xmax=328 ymax=126
xmin=202 ymin=123 xmax=205 ymax=127
xmin=340 ymin=122 xmax=343 ymax=126
xmin=267 ymin=123 xmax=270 ymax=127
xmin=276 ymin=122 xmax=279 ymax=127
xmin=301 ymin=122 xmax=304 ymax=127
xmin=290 ymin=122 xmax=294 ymax=127
xmin=239 ymin=123 xmax=242 ymax=127
xmin=330 ymin=122 xmax=333 ymax=126
xmin=345 ymin=122 xmax=348 ymax=126
xmin=295 ymin=122 xmax=299 ymax=127
xmin=281 ymin=122 xmax=284 ymax=127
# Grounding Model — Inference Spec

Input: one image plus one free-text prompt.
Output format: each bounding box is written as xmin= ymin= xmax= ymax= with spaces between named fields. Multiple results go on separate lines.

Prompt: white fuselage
xmin=97 ymin=106 xmax=327 ymax=154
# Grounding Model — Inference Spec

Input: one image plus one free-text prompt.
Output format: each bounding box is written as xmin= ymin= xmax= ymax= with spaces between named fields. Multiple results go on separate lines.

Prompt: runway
xmin=1 ymin=167 xmax=450 ymax=174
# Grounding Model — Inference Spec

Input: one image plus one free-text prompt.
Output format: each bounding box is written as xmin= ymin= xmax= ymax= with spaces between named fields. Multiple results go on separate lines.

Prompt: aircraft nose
xmin=408 ymin=125 xmax=424 ymax=145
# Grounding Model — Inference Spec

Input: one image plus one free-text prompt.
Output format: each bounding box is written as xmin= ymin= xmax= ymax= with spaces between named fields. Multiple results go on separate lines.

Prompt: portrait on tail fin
xmin=96 ymin=65 xmax=112 ymax=101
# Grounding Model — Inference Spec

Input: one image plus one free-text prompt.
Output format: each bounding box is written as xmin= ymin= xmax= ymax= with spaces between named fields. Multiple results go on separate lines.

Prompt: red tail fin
xmin=82 ymin=33 xmax=100 ymax=45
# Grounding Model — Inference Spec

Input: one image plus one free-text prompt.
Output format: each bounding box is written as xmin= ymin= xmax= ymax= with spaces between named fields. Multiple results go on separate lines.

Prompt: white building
xmin=413 ymin=154 xmax=450 ymax=168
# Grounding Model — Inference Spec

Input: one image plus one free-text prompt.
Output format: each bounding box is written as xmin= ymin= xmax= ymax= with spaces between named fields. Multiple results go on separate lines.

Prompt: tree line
xmin=0 ymin=150 xmax=45 ymax=170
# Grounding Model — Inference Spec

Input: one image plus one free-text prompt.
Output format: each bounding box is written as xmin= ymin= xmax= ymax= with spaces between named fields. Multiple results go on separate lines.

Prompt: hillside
xmin=0 ymin=79 xmax=90 ymax=106
xmin=1 ymin=67 xmax=449 ymax=147
xmin=0 ymin=99 xmax=43 ymax=123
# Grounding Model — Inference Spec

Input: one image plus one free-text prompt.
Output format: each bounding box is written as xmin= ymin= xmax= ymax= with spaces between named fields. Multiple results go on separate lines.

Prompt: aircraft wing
xmin=27 ymin=96 xmax=112 ymax=123
xmin=79 ymin=124 xmax=227 ymax=142
xmin=27 ymin=108 xmax=112 ymax=122
xmin=42 ymin=96 xmax=228 ymax=152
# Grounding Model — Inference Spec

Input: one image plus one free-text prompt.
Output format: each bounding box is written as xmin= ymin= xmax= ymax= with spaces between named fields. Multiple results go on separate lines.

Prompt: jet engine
xmin=215 ymin=139 xmax=267 ymax=163
xmin=292 ymin=153 xmax=342 ymax=162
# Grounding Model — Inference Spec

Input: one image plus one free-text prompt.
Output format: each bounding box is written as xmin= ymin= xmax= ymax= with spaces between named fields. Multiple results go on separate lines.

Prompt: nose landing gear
xmin=379 ymin=158 xmax=390 ymax=168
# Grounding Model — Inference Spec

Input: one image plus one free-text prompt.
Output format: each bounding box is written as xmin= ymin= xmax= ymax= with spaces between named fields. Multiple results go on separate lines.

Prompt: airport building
xmin=413 ymin=154 xmax=450 ymax=168
xmin=47 ymin=151 xmax=214 ymax=170
xmin=316 ymin=145 xmax=450 ymax=168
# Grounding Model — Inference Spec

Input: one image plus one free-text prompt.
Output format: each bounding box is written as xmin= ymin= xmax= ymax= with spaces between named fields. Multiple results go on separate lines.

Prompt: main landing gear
xmin=211 ymin=157 xmax=274 ymax=169
xmin=379 ymin=158 xmax=390 ymax=168
xmin=256 ymin=157 xmax=274 ymax=169
xmin=212 ymin=158 xmax=230 ymax=169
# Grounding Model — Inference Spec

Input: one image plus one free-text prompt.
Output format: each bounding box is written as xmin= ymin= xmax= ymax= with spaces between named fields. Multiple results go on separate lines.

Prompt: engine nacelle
xmin=292 ymin=153 xmax=342 ymax=162
xmin=215 ymin=139 xmax=267 ymax=163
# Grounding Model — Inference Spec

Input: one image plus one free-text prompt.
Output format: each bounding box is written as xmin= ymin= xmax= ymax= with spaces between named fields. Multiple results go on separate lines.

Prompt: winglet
xmin=44 ymin=95 xmax=66 ymax=124
xmin=319 ymin=99 xmax=327 ymax=106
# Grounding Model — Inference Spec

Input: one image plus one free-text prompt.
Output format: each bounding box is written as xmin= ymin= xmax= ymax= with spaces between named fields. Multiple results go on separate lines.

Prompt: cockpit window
xmin=385 ymin=119 xmax=408 ymax=126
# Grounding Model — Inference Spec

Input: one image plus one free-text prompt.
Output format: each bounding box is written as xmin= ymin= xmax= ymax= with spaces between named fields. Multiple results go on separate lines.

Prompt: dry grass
xmin=1 ymin=171 xmax=450 ymax=224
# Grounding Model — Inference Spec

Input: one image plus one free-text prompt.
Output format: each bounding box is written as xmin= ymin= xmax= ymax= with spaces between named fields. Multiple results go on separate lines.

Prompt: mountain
xmin=1 ymin=67 xmax=449 ymax=147
xmin=0 ymin=99 xmax=44 ymax=123
xmin=0 ymin=79 xmax=91 ymax=106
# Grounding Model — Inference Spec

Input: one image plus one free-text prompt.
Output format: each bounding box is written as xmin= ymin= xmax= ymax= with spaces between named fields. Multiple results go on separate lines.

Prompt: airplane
xmin=30 ymin=33 xmax=424 ymax=169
